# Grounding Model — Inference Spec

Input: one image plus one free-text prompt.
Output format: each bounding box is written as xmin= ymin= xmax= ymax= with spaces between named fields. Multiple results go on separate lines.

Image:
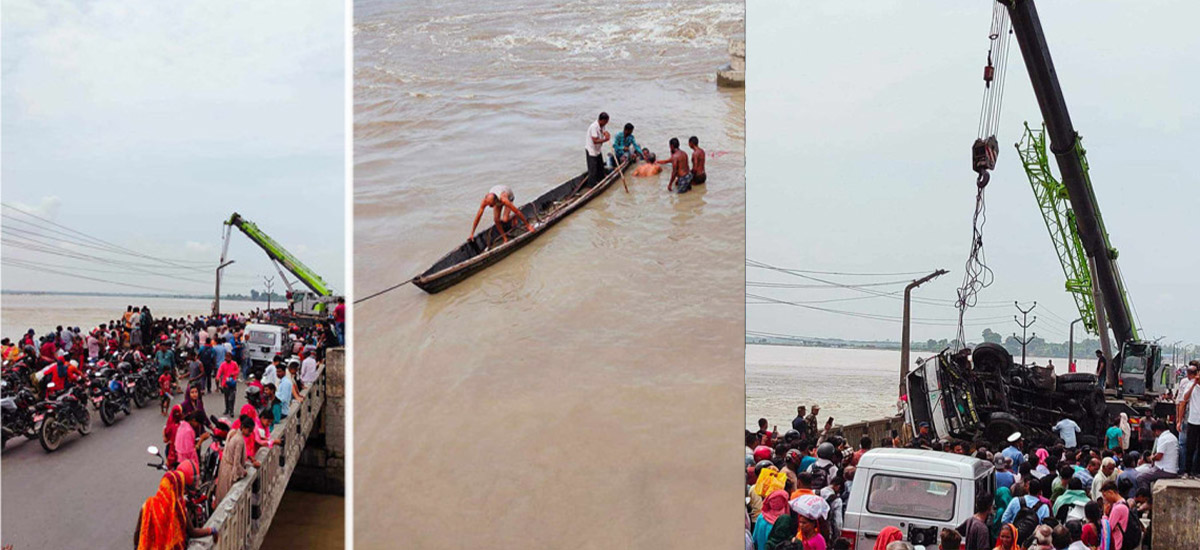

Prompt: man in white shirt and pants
xmin=585 ymin=112 xmax=610 ymax=186
xmin=1178 ymin=363 xmax=1199 ymax=476
xmin=1137 ymin=420 xmax=1180 ymax=492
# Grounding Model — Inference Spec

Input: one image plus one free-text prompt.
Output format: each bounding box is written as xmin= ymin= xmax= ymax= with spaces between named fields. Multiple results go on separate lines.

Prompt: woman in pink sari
xmin=231 ymin=404 xmax=276 ymax=460
xmin=162 ymin=405 xmax=184 ymax=469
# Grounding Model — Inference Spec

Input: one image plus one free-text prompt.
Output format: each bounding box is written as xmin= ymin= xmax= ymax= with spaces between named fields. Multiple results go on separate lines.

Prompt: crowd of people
xmin=139 ymin=311 xmax=334 ymax=549
xmin=745 ymin=384 xmax=1200 ymax=550
xmin=0 ymin=303 xmax=339 ymax=550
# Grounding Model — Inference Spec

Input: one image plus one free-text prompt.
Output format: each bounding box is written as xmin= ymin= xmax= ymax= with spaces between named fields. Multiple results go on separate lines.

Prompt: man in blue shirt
xmin=612 ymin=123 xmax=641 ymax=164
xmin=999 ymin=476 xmax=1050 ymax=525
xmin=213 ymin=336 xmax=227 ymax=366
xmin=1001 ymin=432 xmax=1027 ymax=472
xmin=1054 ymin=417 xmax=1082 ymax=449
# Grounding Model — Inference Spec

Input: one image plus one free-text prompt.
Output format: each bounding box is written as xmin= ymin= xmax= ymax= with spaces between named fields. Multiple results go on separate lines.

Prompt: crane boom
xmin=1001 ymin=0 xmax=1135 ymax=348
xmin=223 ymin=213 xmax=332 ymax=297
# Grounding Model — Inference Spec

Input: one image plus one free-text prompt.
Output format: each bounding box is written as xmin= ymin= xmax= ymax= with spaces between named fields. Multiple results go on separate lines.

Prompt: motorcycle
xmin=88 ymin=368 xmax=132 ymax=426
xmin=1 ymin=380 xmax=40 ymax=450
xmin=119 ymin=361 xmax=152 ymax=409
xmin=145 ymin=432 xmax=221 ymax=529
xmin=35 ymin=382 xmax=92 ymax=452
xmin=2 ymin=355 xmax=38 ymax=392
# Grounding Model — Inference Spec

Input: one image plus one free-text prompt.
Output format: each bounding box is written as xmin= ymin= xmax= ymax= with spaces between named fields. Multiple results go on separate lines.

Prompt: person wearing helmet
xmin=809 ymin=442 xmax=840 ymax=492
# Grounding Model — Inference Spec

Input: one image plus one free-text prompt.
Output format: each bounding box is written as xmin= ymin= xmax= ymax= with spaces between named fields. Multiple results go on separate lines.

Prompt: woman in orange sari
xmin=134 ymin=467 xmax=218 ymax=549
xmin=994 ymin=524 xmax=1019 ymax=550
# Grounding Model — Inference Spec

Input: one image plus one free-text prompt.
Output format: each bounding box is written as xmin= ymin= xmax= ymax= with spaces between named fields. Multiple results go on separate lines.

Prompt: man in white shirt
xmin=300 ymin=352 xmax=319 ymax=385
xmin=1137 ymin=420 xmax=1179 ymax=492
xmin=585 ymin=112 xmax=610 ymax=186
xmin=1178 ymin=363 xmax=1200 ymax=476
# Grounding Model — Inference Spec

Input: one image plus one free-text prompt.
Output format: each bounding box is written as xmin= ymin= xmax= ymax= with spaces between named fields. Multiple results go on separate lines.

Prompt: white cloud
xmin=8 ymin=196 xmax=63 ymax=219
xmin=3 ymin=0 xmax=344 ymax=157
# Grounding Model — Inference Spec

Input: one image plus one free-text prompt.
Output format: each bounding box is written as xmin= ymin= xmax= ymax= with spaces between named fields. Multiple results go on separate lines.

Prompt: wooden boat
xmin=412 ymin=156 xmax=633 ymax=293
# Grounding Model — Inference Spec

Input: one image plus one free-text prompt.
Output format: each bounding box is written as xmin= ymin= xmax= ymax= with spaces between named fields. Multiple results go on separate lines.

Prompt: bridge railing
xmin=187 ymin=366 xmax=326 ymax=550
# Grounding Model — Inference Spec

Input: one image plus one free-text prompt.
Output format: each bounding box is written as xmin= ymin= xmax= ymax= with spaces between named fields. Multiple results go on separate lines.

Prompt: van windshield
xmin=866 ymin=474 xmax=957 ymax=522
xmin=248 ymin=331 xmax=277 ymax=346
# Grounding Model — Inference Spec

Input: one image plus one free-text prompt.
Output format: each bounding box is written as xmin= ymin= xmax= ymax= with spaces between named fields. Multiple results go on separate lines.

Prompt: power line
xmin=1 ymin=203 xmax=212 ymax=268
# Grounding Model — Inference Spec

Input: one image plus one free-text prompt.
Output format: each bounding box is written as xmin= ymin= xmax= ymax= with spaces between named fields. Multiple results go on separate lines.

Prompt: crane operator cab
xmin=1115 ymin=341 xmax=1161 ymax=397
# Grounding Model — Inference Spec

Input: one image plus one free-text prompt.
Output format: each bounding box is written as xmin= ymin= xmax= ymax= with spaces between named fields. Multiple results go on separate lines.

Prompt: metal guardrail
xmin=187 ymin=366 xmax=326 ymax=550
xmin=832 ymin=415 xmax=910 ymax=448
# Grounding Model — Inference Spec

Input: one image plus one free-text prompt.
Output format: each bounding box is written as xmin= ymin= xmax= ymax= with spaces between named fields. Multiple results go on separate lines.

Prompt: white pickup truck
xmin=841 ymin=448 xmax=995 ymax=550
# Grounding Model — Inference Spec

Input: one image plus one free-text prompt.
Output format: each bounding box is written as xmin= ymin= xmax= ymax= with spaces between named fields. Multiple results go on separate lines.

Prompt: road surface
xmin=1 ymin=387 xmax=245 ymax=550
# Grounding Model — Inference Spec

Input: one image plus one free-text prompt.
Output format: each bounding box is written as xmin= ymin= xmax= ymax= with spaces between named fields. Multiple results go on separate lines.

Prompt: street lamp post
xmin=1069 ymin=317 xmax=1083 ymax=371
xmin=899 ymin=269 xmax=948 ymax=398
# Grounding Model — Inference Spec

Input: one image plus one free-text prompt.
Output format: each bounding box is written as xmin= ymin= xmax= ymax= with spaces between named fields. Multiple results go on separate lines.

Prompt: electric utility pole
xmin=264 ymin=276 xmax=275 ymax=311
xmin=1013 ymin=301 xmax=1037 ymax=367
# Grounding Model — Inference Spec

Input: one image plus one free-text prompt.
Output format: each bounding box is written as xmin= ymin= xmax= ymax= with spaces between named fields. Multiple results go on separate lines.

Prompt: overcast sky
xmin=748 ymin=0 xmax=1199 ymax=347
xmin=2 ymin=0 xmax=345 ymax=296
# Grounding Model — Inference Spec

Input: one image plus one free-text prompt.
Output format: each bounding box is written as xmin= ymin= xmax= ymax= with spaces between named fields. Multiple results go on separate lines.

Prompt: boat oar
xmin=616 ymin=159 xmax=630 ymax=193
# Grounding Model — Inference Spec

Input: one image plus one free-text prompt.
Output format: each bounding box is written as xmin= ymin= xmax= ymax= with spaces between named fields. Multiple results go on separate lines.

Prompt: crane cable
xmin=956 ymin=3 xmax=1013 ymax=349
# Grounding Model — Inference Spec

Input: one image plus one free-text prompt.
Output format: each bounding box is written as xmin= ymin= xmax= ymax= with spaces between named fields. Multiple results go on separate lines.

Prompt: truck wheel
xmin=1079 ymin=434 xmax=1099 ymax=448
xmin=985 ymin=412 xmax=1024 ymax=444
xmin=1058 ymin=373 xmax=1098 ymax=392
xmin=972 ymin=343 xmax=1014 ymax=373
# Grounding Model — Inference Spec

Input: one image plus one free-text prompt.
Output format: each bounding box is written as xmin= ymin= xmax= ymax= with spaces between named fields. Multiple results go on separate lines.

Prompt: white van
xmin=842 ymin=448 xmax=994 ymax=550
xmin=245 ymin=323 xmax=285 ymax=371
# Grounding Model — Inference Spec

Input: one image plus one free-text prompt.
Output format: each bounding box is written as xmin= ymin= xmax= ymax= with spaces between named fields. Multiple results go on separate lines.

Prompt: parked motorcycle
xmin=119 ymin=361 xmax=152 ymax=409
xmin=88 ymin=367 xmax=132 ymax=426
xmin=145 ymin=443 xmax=215 ymax=529
xmin=36 ymin=382 xmax=92 ymax=452
xmin=1 ymin=380 xmax=40 ymax=450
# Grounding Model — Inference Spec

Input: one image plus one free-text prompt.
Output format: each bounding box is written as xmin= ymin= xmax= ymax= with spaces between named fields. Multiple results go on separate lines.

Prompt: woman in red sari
xmin=134 ymin=466 xmax=218 ymax=549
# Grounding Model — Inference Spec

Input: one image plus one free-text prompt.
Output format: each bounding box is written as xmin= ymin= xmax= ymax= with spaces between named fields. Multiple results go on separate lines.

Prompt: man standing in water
xmin=688 ymin=136 xmax=706 ymax=185
xmin=469 ymin=185 xmax=536 ymax=245
xmin=585 ymin=112 xmax=610 ymax=185
xmin=657 ymin=137 xmax=691 ymax=192
xmin=633 ymin=148 xmax=661 ymax=176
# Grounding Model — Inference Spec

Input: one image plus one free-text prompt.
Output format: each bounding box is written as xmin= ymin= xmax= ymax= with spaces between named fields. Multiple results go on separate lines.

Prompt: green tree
xmin=982 ymin=328 xmax=1002 ymax=344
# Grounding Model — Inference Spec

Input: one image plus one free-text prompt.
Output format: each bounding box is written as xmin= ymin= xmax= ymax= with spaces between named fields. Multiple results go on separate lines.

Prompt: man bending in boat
xmin=633 ymin=148 xmax=661 ymax=177
xmin=469 ymin=185 xmax=536 ymax=245
xmin=688 ymin=136 xmax=706 ymax=185
xmin=657 ymin=137 xmax=692 ymax=193
xmin=613 ymin=123 xmax=641 ymax=164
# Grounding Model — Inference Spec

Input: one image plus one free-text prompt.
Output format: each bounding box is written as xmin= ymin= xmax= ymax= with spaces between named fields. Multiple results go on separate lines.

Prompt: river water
xmin=746 ymin=344 xmax=1081 ymax=432
xmin=354 ymin=1 xmax=745 ymax=548
xmin=1 ymin=293 xmax=262 ymax=338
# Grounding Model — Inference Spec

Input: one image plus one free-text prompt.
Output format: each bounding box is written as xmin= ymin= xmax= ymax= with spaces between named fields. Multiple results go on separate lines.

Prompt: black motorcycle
xmin=119 ymin=361 xmax=153 ymax=409
xmin=1 ymin=381 xmax=40 ymax=450
xmin=36 ymin=382 xmax=92 ymax=452
xmin=88 ymin=368 xmax=132 ymax=426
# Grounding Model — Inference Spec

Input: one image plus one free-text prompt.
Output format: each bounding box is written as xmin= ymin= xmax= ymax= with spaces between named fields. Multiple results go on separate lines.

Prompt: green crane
xmin=213 ymin=213 xmax=336 ymax=316
xmin=1015 ymin=122 xmax=1141 ymax=339
xmin=1003 ymin=0 xmax=1160 ymax=397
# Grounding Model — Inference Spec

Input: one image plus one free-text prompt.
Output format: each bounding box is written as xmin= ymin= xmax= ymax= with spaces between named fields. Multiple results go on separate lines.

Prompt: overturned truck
xmin=906 ymin=343 xmax=1162 ymax=448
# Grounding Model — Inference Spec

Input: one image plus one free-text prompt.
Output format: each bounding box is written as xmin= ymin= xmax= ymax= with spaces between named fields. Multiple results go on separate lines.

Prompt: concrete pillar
xmin=1150 ymin=479 xmax=1200 ymax=549
xmin=717 ymin=34 xmax=745 ymax=88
